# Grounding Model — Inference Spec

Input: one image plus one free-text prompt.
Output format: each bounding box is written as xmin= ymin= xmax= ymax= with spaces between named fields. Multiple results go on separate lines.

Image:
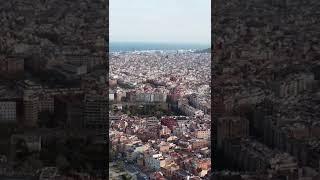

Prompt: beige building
xmin=195 ymin=129 xmax=210 ymax=139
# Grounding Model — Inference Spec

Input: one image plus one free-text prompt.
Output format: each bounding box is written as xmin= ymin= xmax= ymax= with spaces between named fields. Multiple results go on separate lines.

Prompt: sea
xmin=109 ymin=42 xmax=209 ymax=52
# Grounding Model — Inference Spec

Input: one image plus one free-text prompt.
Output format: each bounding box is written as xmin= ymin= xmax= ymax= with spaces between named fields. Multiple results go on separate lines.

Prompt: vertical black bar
xmin=211 ymin=0 xmax=320 ymax=179
xmin=211 ymin=0 xmax=217 ymax=173
xmin=106 ymin=0 xmax=110 ymax=178
xmin=1 ymin=0 xmax=109 ymax=179
xmin=211 ymin=0 xmax=214 ymax=173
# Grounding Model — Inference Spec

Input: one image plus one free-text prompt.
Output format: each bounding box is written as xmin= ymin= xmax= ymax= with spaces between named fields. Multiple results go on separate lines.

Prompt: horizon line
xmin=110 ymin=41 xmax=210 ymax=45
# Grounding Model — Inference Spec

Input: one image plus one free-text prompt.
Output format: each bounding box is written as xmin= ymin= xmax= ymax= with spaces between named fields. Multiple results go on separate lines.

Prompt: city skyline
xmin=110 ymin=0 xmax=211 ymax=45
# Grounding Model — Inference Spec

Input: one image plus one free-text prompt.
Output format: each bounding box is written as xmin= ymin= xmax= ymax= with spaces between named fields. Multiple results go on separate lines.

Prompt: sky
xmin=110 ymin=0 xmax=211 ymax=45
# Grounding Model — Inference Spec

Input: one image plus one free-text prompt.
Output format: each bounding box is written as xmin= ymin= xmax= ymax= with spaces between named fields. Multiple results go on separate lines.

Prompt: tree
xmin=122 ymin=174 xmax=133 ymax=180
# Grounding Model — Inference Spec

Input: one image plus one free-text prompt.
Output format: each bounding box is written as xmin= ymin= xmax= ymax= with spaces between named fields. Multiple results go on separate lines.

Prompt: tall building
xmin=217 ymin=116 xmax=249 ymax=148
xmin=38 ymin=94 xmax=54 ymax=113
xmin=109 ymin=90 xmax=115 ymax=101
xmin=147 ymin=117 xmax=159 ymax=129
xmin=0 ymin=57 xmax=24 ymax=78
xmin=23 ymin=92 xmax=39 ymax=128
xmin=84 ymin=94 xmax=107 ymax=128
xmin=66 ymin=99 xmax=84 ymax=128
xmin=0 ymin=101 xmax=16 ymax=122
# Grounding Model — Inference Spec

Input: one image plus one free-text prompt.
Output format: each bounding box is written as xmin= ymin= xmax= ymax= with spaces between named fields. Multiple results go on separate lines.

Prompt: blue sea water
xmin=110 ymin=42 xmax=209 ymax=52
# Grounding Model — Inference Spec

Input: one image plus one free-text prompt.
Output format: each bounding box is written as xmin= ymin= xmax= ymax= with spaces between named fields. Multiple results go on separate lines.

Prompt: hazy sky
xmin=110 ymin=0 xmax=211 ymax=45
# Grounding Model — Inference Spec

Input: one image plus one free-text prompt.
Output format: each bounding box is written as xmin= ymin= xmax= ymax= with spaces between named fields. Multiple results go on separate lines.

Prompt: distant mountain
xmin=194 ymin=48 xmax=211 ymax=53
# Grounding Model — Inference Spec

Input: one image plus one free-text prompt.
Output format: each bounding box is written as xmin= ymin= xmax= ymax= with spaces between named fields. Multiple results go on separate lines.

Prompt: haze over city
xmin=110 ymin=0 xmax=211 ymax=45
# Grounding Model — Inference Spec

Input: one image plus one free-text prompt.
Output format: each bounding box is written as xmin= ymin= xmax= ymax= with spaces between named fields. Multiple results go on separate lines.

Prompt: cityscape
xmin=109 ymin=49 xmax=211 ymax=179
xmin=109 ymin=0 xmax=211 ymax=179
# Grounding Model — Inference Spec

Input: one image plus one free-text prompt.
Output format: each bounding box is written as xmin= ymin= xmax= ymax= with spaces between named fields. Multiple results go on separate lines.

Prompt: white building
xmin=147 ymin=117 xmax=159 ymax=128
xmin=109 ymin=92 xmax=115 ymax=101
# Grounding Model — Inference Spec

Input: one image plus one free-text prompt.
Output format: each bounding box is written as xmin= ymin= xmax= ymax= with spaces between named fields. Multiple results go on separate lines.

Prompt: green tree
xmin=122 ymin=174 xmax=133 ymax=180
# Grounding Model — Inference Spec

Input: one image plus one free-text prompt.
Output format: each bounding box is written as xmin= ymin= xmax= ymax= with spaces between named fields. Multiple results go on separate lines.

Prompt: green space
xmin=121 ymin=104 xmax=176 ymax=118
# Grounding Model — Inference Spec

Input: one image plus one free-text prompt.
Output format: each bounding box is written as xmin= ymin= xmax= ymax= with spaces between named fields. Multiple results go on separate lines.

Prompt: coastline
xmin=109 ymin=42 xmax=210 ymax=52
